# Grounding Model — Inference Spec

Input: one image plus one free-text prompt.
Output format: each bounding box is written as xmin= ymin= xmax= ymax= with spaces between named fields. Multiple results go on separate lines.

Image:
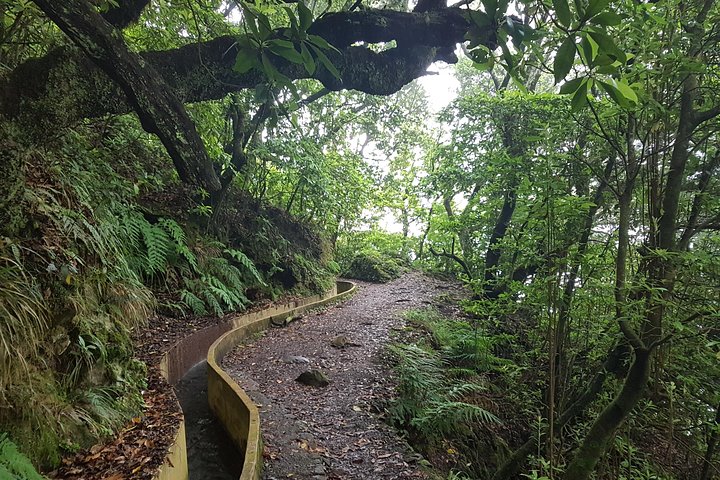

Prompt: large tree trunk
xmin=31 ymin=0 xmax=222 ymax=192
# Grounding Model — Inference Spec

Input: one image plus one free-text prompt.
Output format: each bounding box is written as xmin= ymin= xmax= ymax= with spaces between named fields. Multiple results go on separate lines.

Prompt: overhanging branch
xmin=1 ymin=8 xmax=494 ymax=122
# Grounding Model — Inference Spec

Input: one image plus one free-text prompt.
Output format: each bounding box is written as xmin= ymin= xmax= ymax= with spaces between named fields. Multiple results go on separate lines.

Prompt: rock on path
xmin=222 ymin=272 xmax=460 ymax=480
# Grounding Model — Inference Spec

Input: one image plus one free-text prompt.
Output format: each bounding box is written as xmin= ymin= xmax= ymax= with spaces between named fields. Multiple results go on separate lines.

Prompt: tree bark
xmin=30 ymin=0 xmax=222 ymax=192
xmin=1 ymin=8 xmax=492 ymax=121
xmin=562 ymin=349 xmax=651 ymax=479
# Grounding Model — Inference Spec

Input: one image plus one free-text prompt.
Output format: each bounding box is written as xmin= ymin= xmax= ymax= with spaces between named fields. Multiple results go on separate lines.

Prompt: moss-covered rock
xmin=343 ymin=251 xmax=404 ymax=283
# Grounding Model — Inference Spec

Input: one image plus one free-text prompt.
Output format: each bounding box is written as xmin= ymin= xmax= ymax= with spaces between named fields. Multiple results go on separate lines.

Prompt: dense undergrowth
xmin=389 ymin=304 xmax=698 ymax=480
xmin=0 ymin=117 xmax=335 ymax=471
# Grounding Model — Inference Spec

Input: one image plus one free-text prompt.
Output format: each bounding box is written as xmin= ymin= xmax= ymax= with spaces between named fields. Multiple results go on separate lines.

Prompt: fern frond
xmin=141 ymin=223 xmax=170 ymax=275
xmin=180 ymin=290 xmax=207 ymax=315
xmin=0 ymin=433 xmax=44 ymax=480
xmin=224 ymin=248 xmax=265 ymax=286
xmin=446 ymin=383 xmax=487 ymax=401
xmin=159 ymin=219 xmax=198 ymax=271
xmin=200 ymin=287 xmax=224 ymax=316
xmin=412 ymin=401 xmax=501 ymax=437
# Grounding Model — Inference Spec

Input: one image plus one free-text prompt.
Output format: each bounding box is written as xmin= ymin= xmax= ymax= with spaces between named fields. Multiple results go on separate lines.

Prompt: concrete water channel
xmin=176 ymin=361 xmax=242 ymax=480
xmin=160 ymin=281 xmax=356 ymax=480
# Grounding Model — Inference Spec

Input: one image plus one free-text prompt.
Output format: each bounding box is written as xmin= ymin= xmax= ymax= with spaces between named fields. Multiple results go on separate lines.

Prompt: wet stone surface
xmin=222 ymin=273 xmax=463 ymax=480
xmin=175 ymin=361 xmax=243 ymax=480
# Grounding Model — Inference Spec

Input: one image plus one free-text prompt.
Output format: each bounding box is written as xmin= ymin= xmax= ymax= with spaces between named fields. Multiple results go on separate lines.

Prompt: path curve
xmin=222 ymin=273 xmax=457 ymax=480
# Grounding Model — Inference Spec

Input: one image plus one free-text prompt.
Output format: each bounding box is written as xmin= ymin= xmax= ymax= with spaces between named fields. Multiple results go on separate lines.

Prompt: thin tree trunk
xmin=700 ymin=403 xmax=720 ymax=480
xmin=483 ymin=189 xmax=517 ymax=298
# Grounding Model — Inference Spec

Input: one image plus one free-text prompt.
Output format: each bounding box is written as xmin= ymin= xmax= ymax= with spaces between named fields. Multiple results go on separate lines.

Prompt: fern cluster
xmin=389 ymin=343 xmax=500 ymax=440
xmin=404 ymin=308 xmax=507 ymax=371
xmin=0 ymin=434 xmax=44 ymax=480
xmin=120 ymin=212 xmax=265 ymax=316
xmin=389 ymin=308 xmax=506 ymax=478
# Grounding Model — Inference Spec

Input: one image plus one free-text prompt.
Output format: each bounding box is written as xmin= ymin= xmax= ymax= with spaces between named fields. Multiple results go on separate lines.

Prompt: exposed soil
xmin=222 ymin=272 xmax=465 ymax=480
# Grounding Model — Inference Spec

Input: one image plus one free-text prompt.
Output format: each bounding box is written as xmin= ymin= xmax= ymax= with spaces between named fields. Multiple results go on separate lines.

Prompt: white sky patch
xmin=417 ymin=62 xmax=460 ymax=114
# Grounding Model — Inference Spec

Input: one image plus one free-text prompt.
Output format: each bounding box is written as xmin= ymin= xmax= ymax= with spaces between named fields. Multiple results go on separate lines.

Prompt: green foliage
xmin=343 ymin=251 xmax=403 ymax=283
xmin=404 ymin=308 xmax=506 ymax=371
xmin=0 ymin=248 xmax=50 ymax=392
xmin=232 ymin=1 xmax=341 ymax=98
xmin=181 ymin=254 xmax=250 ymax=316
xmin=389 ymin=308 xmax=506 ymax=476
xmin=389 ymin=341 xmax=500 ymax=440
xmin=120 ymin=211 xmax=264 ymax=316
xmin=0 ymin=434 xmax=44 ymax=480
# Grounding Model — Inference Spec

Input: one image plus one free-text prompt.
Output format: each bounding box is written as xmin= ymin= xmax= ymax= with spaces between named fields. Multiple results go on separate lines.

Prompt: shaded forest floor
xmin=223 ymin=273 xmax=467 ymax=480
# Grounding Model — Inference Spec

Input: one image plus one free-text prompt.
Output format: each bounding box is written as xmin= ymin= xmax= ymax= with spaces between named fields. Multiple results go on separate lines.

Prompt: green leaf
xmin=614 ymin=79 xmax=638 ymax=103
xmin=573 ymin=0 xmax=585 ymax=20
xmin=554 ymin=36 xmax=576 ymax=84
xmin=559 ymin=76 xmax=583 ymax=94
xmin=553 ymin=0 xmax=572 ymax=27
xmin=310 ymin=44 xmax=341 ymax=79
xmin=267 ymin=39 xmax=304 ymax=64
xmin=598 ymin=79 xmax=637 ymax=107
xmin=308 ymin=34 xmax=340 ymax=53
xmin=243 ymin=9 xmax=260 ymax=38
xmin=300 ymin=42 xmax=316 ymax=74
xmin=571 ymin=79 xmax=588 ymax=111
xmin=298 ymin=2 xmax=313 ymax=31
xmin=234 ymin=47 xmax=257 ymax=74
xmin=590 ymin=11 xmax=621 ymax=25
xmin=580 ymin=33 xmax=598 ymax=64
xmin=588 ymin=29 xmax=626 ymax=63
xmin=585 ymin=0 xmax=611 ymax=21
xmin=256 ymin=12 xmax=272 ymax=39
xmin=261 ymin=52 xmax=280 ymax=81
xmin=284 ymin=6 xmax=300 ymax=35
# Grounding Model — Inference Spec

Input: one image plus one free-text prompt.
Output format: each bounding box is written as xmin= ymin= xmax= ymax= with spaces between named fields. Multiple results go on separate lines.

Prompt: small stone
xmin=296 ymin=369 xmax=330 ymax=387
xmin=330 ymin=335 xmax=360 ymax=349
xmin=282 ymin=355 xmax=310 ymax=364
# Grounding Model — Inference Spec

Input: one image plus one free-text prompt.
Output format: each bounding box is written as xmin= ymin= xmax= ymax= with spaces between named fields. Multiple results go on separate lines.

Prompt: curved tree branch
xmin=29 ymin=0 xmax=222 ymax=192
xmin=2 ymin=8 xmax=495 ymax=121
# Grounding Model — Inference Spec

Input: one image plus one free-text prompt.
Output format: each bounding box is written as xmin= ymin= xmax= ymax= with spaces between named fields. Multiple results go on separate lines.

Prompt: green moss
xmin=0 ymin=124 xmax=28 ymax=237
xmin=343 ymin=250 xmax=404 ymax=283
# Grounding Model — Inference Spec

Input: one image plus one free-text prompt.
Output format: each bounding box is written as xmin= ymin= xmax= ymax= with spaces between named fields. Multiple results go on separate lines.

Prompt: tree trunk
xmin=562 ymin=349 xmax=651 ymax=479
xmin=31 ymin=0 xmax=222 ymax=192
xmin=700 ymin=403 xmax=720 ymax=480
xmin=482 ymin=189 xmax=517 ymax=298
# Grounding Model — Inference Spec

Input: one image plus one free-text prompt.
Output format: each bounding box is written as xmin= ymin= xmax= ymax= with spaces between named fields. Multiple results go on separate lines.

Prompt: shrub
xmin=0 ymin=433 xmax=44 ymax=480
xmin=343 ymin=250 xmax=403 ymax=283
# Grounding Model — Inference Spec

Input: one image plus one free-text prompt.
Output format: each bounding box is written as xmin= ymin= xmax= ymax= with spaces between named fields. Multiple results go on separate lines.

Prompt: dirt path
xmin=222 ymin=273 xmax=461 ymax=480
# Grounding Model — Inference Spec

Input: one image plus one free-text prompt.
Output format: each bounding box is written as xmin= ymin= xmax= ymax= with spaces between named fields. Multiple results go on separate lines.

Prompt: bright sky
xmin=417 ymin=62 xmax=460 ymax=113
